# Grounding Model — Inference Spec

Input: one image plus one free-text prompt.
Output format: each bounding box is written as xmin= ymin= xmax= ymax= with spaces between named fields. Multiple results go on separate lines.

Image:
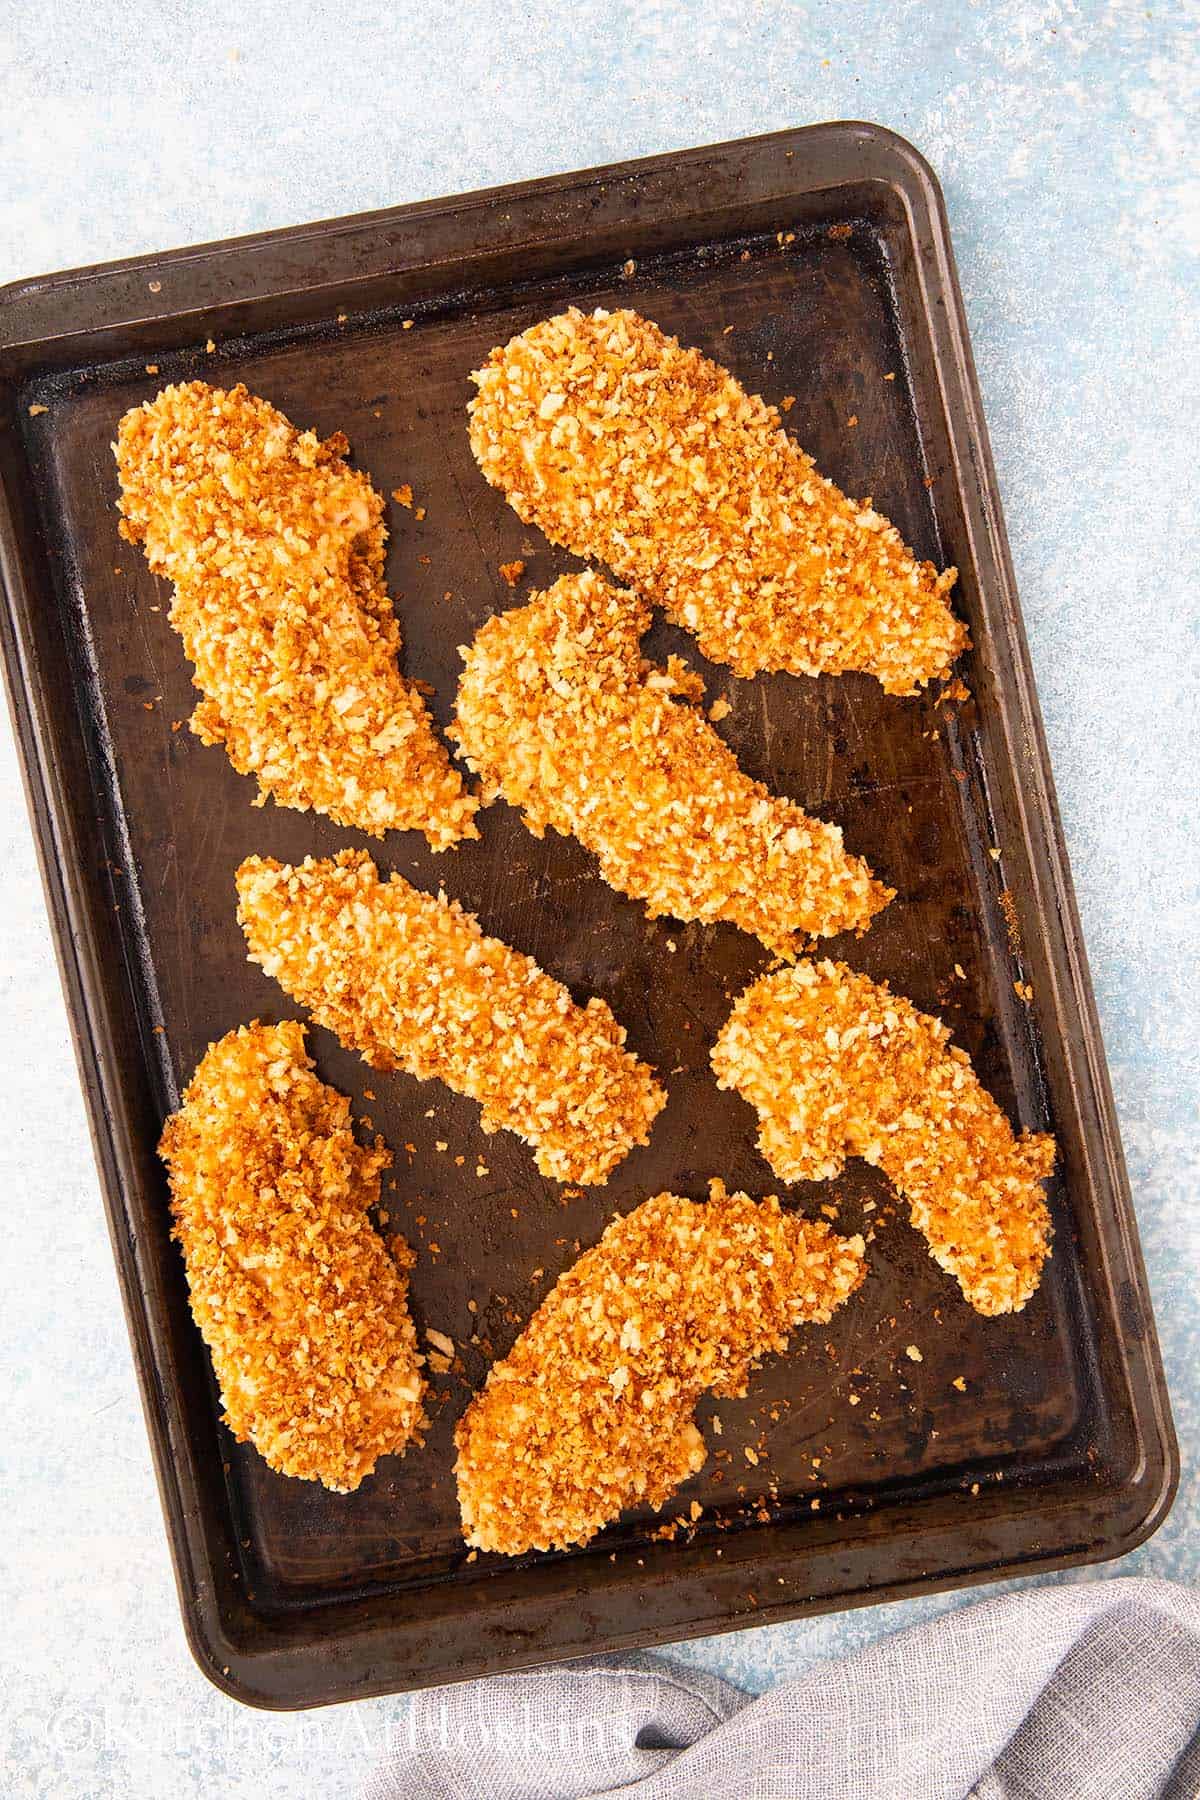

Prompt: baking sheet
xmin=0 ymin=122 xmax=1175 ymax=1707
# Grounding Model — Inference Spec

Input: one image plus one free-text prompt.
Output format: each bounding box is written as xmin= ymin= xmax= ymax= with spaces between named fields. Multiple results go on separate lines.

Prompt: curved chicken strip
xmin=455 ymin=1183 xmax=865 ymax=1554
xmin=468 ymin=307 xmax=966 ymax=696
xmin=453 ymin=571 xmax=892 ymax=953
xmin=116 ymin=382 xmax=478 ymax=848
xmin=236 ymin=850 xmax=665 ymax=1187
xmin=159 ymin=1020 xmax=426 ymax=1491
xmin=711 ymin=960 xmax=1055 ymax=1315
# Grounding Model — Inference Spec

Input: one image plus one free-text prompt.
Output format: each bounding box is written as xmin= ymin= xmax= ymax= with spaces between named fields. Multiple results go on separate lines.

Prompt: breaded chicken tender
xmin=711 ymin=960 xmax=1055 ymax=1315
xmin=468 ymin=308 xmax=966 ymax=695
xmin=159 ymin=1020 xmax=426 ymax=1491
xmin=452 ymin=571 xmax=892 ymax=953
xmin=236 ymin=850 xmax=665 ymax=1186
xmin=115 ymin=382 xmax=478 ymax=848
xmin=455 ymin=1183 xmax=865 ymax=1554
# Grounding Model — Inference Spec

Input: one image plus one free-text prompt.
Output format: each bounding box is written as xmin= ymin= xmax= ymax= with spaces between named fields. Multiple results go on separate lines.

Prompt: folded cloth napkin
xmin=361 ymin=1577 xmax=1200 ymax=1800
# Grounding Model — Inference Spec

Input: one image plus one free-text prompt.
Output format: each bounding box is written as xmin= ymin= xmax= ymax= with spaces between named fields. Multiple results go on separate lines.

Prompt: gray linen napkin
xmin=360 ymin=1577 xmax=1200 ymax=1800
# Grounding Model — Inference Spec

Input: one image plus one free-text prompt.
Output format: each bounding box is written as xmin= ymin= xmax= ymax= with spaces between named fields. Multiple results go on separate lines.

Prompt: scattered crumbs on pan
xmin=145 ymin=364 xmax=159 ymax=376
xmin=402 ymin=319 xmax=415 ymax=330
xmin=905 ymin=1344 xmax=923 ymax=1363
xmin=954 ymin=963 xmax=966 ymax=980
xmin=953 ymin=1377 xmax=968 ymax=1392
xmin=989 ymin=846 xmax=1003 ymax=862
xmin=780 ymin=395 xmax=796 ymax=411
xmin=622 ymin=259 xmax=636 ymax=278
xmin=205 ymin=338 xmax=215 ymax=353
xmin=884 ymin=371 xmax=896 ymax=381
xmin=27 ymin=404 xmax=48 ymax=417
xmin=998 ymin=886 xmax=1022 ymax=953
xmin=708 ymin=696 xmax=731 ymax=722
xmin=392 ymin=483 xmax=414 ymax=507
xmin=148 ymin=280 xmax=161 ymax=293
xmin=498 ymin=559 xmax=525 ymax=587
xmin=847 ymin=414 xmax=859 ymax=427
xmin=828 ymin=222 xmax=853 ymax=241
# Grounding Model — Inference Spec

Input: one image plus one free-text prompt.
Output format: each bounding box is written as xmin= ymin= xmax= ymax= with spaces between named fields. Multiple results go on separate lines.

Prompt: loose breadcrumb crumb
xmin=115 ymin=382 xmax=478 ymax=849
xmin=468 ymin=308 xmax=966 ymax=694
xmin=159 ymin=1020 xmax=426 ymax=1491
xmin=236 ymin=850 xmax=665 ymax=1186
xmin=711 ymin=959 xmax=1055 ymax=1315
xmin=455 ymin=1183 xmax=865 ymax=1553
xmin=452 ymin=572 xmax=891 ymax=953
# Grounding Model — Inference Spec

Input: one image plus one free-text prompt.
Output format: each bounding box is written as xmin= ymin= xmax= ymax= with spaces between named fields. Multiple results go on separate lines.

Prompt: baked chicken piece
xmin=711 ymin=959 xmax=1055 ymax=1315
xmin=453 ymin=570 xmax=892 ymax=953
xmin=236 ymin=850 xmax=665 ymax=1187
xmin=116 ymin=381 xmax=477 ymax=848
xmin=159 ymin=1020 xmax=426 ymax=1491
xmin=468 ymin=307 xmax=965 ymax=695
xmin=455 ymin=1183 xmax=865 ymax=1554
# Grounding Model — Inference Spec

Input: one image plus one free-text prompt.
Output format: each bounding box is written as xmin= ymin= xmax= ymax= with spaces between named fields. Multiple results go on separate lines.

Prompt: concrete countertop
xmin=1 ymin=2 xmax=1196 ymax=1793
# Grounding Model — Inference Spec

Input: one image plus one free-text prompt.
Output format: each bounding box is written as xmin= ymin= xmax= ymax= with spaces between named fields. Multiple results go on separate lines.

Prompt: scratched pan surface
xmin=0 ymin=124 xmax=1175 ymax=1707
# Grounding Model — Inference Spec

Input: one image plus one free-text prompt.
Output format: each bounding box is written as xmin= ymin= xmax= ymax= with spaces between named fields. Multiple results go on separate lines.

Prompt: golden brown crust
xmin=468 ymin=308 xmax=967 ymax=695
xmin=159 ymin=1020 xmax=426 ymax=1491
xmin=711 ymin=960 xmax=1055 ymax=1315
xmin=455 ymin=1183 xmax=865 ymax=1553
xmin=115 ymin=381 xmax=478 ymax=848
xmin=235 ymin=850 xmax=666 ymax=1187
xmin=452 ymin=571 xmax=892 ymax=953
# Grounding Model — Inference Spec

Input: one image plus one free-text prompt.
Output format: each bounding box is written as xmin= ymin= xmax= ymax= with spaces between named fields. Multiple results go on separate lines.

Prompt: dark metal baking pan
xmin=0 ymin=122 xmax=1176 ymax=1709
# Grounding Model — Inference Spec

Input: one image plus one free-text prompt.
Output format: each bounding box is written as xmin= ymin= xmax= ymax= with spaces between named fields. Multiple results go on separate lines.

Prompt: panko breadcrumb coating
xmin=159 ymin=1020 xmax=426 ymax=1491
xmin=455 ymin=1182 xmax=865 ymax=1554
xmin=452 ymin=571 xmax=892 ymax=953
xmin=469 ymin=307 xmax=966 ymax=695
xmin=711 ymin=960 xmax=1055 ymax=1315
xmin=115 ymin=382 xmax=478 ymax=848
xmin=236 ymin=850 xmax=665 ymax=1186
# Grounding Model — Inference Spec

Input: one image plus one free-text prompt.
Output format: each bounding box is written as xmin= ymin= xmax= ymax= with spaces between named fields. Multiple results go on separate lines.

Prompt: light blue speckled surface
xmin=1 ymin=3 xmax=1197 ymax=1793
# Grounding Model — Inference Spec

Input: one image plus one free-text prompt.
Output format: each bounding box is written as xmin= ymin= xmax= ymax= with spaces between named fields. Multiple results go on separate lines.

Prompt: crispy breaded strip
xmin=159 ymin=1020 xmax=426 ymax=1491
xmin=468 ymin=307 xmax=966 ymax=695
xmin=116 ymin=382 xmax=478 ymax=849
xmin=236 ymin=850 xmax=666 ymax=1186
xmin=452 ymin=571 xmax=892 ymax=953
xmin=711 ymin=960 xmax=1055 ymax=1315
xmin=455 ymin=1183 xmax=865 ymax=1554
